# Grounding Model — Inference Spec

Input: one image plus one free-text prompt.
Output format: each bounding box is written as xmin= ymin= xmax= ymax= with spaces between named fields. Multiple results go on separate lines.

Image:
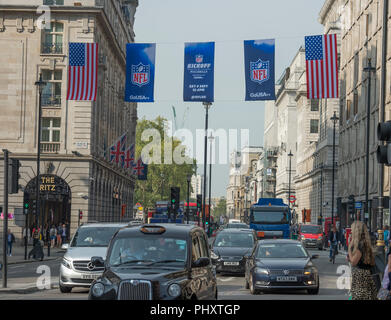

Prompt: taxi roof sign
xmin=140 ymin=225 xmax=166 ymax=234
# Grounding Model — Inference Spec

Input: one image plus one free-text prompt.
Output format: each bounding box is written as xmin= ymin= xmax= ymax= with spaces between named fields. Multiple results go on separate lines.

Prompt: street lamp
xmin=202 ymin=102 xmax=212 ymax=230
xmin=34 ymin=73 xmax=46 ymax=235
xmin=288 ymin=151 xmax=293 ymax=209
xmin=363 ymin=59 xmax=376 ymax=231
xmin=208 ymin=133 xmax=214 ymax=235
xmin=186 ymin=175 xmax=191 ymax=224
xmin=330 ymin=111 xmax=339 ymax=229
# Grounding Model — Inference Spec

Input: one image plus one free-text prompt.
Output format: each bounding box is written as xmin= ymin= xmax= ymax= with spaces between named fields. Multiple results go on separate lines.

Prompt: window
xmin=42 ymin=118 xmax=61 ymax=142
xmin=42 ymin=70 xmax=62 ymax=107
xmin=311 ymin=99 xmax=319 ymax=111
xmin=41 ymin=22 xmax=63 ymax=54
xmin=346 ymin=99 xmax=351 ymax=120
xmin=353 ymin=93 xmax=358 ymax=115
xmin=191 ymin=236 xmax=202 ymax=262
xmin=310 ymin=119 xmax=319 ymax=134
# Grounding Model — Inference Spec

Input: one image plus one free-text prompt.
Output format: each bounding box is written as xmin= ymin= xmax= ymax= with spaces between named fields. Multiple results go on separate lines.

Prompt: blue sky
xmin=134 ymin=0 xmax=325 ymax=197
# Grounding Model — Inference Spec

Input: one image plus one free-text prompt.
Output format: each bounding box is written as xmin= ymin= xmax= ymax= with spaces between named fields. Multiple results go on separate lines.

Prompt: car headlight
xmin=304 ymin=267 xmax=317 ymax=275
xmin=61 ymin=258 xmax=71 ymax=269
xmin=210 ymin=251 xmax=219 ymax=260
xmin=301 ymin=235 xmax=306 ymax=240
xmin=168 ymin=283 xmax=181 ymax=298
xmin=254 ymin=267 xmax=269 ymax=275
xmin=91 ymin=282 xmax=105 ymax=297
xmin=318 ymin=236 xmax=323 ymax=240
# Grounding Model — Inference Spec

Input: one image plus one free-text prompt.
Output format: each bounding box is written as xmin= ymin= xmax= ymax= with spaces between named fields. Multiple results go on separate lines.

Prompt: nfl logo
xmin=196 ymin=55 xmax=203 ymax=63
xmin=250 ymin=59 xmax=270 ymax=84
xmin=131 ymin=63 xmax=150 ymax=87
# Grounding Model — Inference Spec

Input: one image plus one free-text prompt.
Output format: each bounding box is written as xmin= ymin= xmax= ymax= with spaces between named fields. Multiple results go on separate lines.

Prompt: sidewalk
xmin=0 ymin=242 xmax=65 ymax=265
xmin=0 ymin=243 xmax=64 ymax=294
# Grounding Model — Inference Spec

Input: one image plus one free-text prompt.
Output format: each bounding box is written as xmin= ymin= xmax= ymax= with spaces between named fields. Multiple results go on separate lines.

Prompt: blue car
xmin=244 ymin=239 xmax=319 ymax=295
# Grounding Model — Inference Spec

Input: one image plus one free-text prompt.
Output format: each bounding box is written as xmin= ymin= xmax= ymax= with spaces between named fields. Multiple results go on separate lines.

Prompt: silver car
xmin=59 ymin=222 xmax=127 ymax=293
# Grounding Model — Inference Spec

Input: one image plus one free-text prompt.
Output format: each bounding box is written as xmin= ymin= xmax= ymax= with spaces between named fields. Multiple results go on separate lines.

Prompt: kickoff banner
xmin=244 ymin=39 xmax=276 ymax=101
xmin=125 ymin=43 xmax=156 ymax=103
xmin=183 ymin=42 xmax=215 ymax=102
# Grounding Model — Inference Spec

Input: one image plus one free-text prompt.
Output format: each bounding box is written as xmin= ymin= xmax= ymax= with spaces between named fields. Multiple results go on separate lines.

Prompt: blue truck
xmin=249 ymin=198 xmax=292 ymax=239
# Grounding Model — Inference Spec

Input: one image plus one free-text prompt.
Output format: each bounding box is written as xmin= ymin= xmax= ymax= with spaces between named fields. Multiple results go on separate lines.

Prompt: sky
xmin=134 ymin=0 xmax=325 ymax=198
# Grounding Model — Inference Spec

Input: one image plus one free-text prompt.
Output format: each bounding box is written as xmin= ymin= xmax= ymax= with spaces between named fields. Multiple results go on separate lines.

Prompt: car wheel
xmin=59 ymin=284 xmax=72 ymax=293
xmin=307 ymin=286 xmax=319 ymax=295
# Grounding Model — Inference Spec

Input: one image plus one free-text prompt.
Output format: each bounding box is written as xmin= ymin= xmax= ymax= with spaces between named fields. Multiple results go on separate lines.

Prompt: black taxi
xmin=88 ymin=224 xmax=217 ymax=300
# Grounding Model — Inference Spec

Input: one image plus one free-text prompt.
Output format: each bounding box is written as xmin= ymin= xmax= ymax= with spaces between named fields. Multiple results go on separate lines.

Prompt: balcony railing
xmin=41 ymin=43 xmax=63 ymax=54
xmin=41 ymin=142 xmax=60 ymax=153
xmin=42 ymin=94 xmax=61 ymax=107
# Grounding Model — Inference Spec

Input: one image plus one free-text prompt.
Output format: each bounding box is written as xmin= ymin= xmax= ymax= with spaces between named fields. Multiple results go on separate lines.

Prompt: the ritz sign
xmin=40 ymin=176 xmax=56 ymax=192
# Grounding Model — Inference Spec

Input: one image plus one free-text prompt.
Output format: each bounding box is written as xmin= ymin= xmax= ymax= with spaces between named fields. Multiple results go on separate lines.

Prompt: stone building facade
xmin=328 ymin=0 xmax=391 ymax=229
xmin=0 ymin=0 xmax=139 ymax=240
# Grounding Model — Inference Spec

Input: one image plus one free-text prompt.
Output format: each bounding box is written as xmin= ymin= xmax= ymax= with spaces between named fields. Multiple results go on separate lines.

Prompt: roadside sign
xmin=289 ymin=195 xmax=296 ymax=203
xmin=355 ymin=202 xmax=362 ymax=209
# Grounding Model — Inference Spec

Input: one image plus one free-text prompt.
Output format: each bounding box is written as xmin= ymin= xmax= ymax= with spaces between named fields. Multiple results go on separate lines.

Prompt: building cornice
xmin=319 ymin=0 xmax=337 ymax=25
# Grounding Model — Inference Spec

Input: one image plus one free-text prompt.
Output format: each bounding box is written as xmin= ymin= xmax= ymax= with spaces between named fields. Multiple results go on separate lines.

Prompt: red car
xmin=298 ymin=224 xmax=324 ymax=251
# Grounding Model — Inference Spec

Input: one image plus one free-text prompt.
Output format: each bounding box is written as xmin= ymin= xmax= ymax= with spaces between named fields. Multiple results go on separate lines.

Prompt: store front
xmin=24 ymin=175 xmax=72 ymax=230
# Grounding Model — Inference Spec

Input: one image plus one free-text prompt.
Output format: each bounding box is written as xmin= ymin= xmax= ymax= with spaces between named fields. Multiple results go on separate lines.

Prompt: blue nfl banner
xmin=183 ymin=42 xmax=215 ymax=102
xmin=244 ymin=39 xmax=276 ymax=101
xmin=125 ymin=43 xmax=156 ymax=102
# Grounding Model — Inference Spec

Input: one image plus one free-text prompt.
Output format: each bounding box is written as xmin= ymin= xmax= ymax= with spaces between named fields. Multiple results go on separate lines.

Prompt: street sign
xmin=289 ymin=195 xmax=296 ymax=203
xmin=355 ymin=202 xmax=362 ymax=209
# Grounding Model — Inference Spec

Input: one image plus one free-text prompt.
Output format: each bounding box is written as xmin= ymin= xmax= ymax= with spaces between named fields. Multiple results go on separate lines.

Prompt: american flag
xmin=305 ymin=34 xmax=339 ymax=99
xmin=109 ymin=134 xmax=126 ymax=164
xmin=67 ymin=42 xmax=98 ymax=101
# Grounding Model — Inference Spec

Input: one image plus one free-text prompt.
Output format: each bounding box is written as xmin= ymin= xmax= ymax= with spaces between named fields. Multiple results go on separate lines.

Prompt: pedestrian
xmin=328 ymin=225 xmax=340 ymax=262
xmin=50 ymin=224 xmax=57 ymax=248
xmin=377 ymin=250 xmax=391 ymax=300
xmin=32 ymin=225 xmax=40 ymax=246
xmin=384 ymin=226 xmax=390 ymax=252
xmin=56 ymin=224 xmax=63 ymax=247
xmin=61 ymin=223 xmax=67 ymax=244
xmin=6 ymin=229 xmax=15 ymax=256
xmin=347 ymin=220 xmax=377 ymax=300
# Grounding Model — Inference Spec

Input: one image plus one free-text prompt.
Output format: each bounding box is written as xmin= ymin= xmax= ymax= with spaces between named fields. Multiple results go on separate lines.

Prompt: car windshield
xmin=251 ymin=210 xmax=289 ymax=224
xmin=300 ymin=225 xmax=322 ymax=234
xmin=226 ymin=223 xmax=249 ymax=229
xmin=214 ymin=232 xmax=254 ymax=248
xmin=256 ymin=243 xmax=309 ymax=259
xmin=70 ymin=227 xmax=120 ymax=247
xmin=108 ymin=237 xmax=188 ymax=267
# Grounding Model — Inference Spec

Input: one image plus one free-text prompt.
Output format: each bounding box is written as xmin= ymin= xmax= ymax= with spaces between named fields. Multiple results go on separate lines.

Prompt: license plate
xmin=224 ymin=262 xmax=239 ymax=266
xmin=257 ymin=231 xmax=265 ymax=238
xmin=276 ymin=276 xmax=297 ymax=282
xmin=81 ymin=274 xmax=100 ymax=280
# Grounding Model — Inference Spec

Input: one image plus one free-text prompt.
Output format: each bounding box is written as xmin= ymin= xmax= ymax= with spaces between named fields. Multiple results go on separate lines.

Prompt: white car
xmin=229 ymin=219 xmax=241 ymax=224
xmin=59 ymin=222 xmax=127 ymax=293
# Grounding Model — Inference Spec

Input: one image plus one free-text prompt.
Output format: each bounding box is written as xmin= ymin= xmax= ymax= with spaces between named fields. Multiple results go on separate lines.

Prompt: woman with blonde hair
xmin=347 ymin=220 xmax=377 ymax=300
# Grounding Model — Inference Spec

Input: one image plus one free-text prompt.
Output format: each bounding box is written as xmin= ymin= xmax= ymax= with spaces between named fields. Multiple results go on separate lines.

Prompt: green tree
xmin=212 ymin=197 xmax=227 ymax=219
xmin=134 ymin=117 xmax=196 ymax=211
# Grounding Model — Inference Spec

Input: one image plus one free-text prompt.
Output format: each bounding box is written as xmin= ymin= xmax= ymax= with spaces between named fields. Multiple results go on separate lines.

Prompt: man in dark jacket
xmin=7 ymin=229 xmax=15 ymax=256
xmin=328 ymin=225 xmax=340 ymax=262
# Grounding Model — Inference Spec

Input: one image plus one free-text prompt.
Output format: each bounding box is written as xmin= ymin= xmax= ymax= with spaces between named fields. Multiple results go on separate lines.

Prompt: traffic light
xmin=32 ymin=199 xmax=37 ymax=215
xmin=8 ymin=159 xmax=21 ymax=194
xmin=24 ymin=193 xmax=29 ymax=215
xmin=347 ymin=195 xmax=355 ymax=220
xmin=170 ymin=187 xmax=180 ymax=215
xmin=377 ymin=121 xmax=391 ymax=165
xmin=196 ymin=194 xmax=202 ymax=212
xmin=79 ymin=210 xmax=83 ymax=220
